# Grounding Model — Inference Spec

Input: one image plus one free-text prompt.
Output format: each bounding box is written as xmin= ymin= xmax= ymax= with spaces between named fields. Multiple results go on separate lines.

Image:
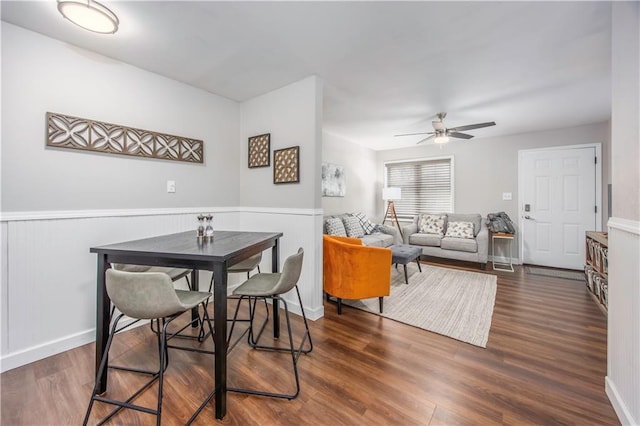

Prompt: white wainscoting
xmin=0 ymin=207 xmax=324 ymax=373
xmin=605 ymin=217 xmax=640 ymax=426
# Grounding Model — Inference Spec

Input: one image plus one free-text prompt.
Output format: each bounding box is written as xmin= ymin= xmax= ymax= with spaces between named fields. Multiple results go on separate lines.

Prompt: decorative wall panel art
xmin=321 ymin=162 xmax=346 ymax=197
xmin=46 ymin=112 xmax=204 ymax=163
xmin=273 ymin=146 xmax=300 ymax=184
xmin=248 ymin=133 xmax=270 ymax=168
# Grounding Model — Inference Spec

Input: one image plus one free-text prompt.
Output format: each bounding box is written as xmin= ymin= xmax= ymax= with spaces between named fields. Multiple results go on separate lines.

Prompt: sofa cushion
xmin=362 ymin=232 xmax=394 ymax=247
xmin=343 ymin=215 xmax=365 ymax=238
xmin=418 ymin=214 xmax=446 ymax=236
xmin=353 ymin=211 xmax=377 ymax=235
xmin=325 ymin=217 xmax=347 ymax=236
xmin=445 ymin=221 xmax=475 ymax=239
xmin=409 ymin=233 xmax=441 ymax=247
xmin=447 ymin=214 xmax=482 ymax=236
xmin=441 ymin=236 xmax=478 ymax=253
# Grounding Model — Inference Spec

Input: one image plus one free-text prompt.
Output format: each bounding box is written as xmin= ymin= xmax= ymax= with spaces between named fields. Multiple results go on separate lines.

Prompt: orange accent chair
xmin=323 ymin=235 xmax=392 ymax=314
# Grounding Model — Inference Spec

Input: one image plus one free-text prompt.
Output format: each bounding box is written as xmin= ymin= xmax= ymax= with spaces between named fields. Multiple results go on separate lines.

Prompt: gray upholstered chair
xmin=112 ymin=263 xmax=206 ymax=342
xmin=83 ymin=269 xmax=215 ymax=426
xmin=228 ymin=252 xmax=262 ymax=278
xmin=226 ymin=247 xmax=313 ymax=399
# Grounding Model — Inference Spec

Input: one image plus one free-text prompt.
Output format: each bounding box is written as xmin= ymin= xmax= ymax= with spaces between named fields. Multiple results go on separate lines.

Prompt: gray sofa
xmin=323 ymin=214 xmax=402 ymax=247
xmin=401 ymin=213 xmax=488 ymax=269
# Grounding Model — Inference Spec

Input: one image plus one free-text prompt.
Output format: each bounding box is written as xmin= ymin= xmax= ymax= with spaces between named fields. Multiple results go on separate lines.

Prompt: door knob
xmin=524 ymin=215 xmax=535 ymax=220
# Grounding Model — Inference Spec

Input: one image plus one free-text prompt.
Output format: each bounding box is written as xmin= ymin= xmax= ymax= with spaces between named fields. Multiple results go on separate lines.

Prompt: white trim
xmin=0 ymin=206 xmax=323 ymax=222
xmin=383 ymin=154 xmax=454 ymax=166
xmin=605 ymin=376 xmax=637 ymax=426
xmin=608 ymin=216 xmax=640 ymax=235
xmin=0 ymin=329 xmax=94 ymax=373
xmin=517 ymin=143 xmax=603 ymax=267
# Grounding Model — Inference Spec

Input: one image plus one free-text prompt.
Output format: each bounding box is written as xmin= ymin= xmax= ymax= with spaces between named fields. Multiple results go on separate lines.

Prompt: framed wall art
xmin=321 ymin=162 xmax=346 ymax=196
xmin=273 ymin=146 xmax=300 ymax=184
xmin=248 ymin=133 xmax=270 ymax=168
xmin=46 ymin=112 xmax=203 ymax=163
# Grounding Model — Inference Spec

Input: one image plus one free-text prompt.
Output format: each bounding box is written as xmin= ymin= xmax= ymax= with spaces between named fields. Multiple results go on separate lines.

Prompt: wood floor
xmin=1 ymin=261 xmax=619 ymax=425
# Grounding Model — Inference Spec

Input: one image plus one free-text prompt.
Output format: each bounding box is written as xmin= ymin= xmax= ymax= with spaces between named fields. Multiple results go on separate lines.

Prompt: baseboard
xmin=605 ymin=376 xmax=637 ymax=426
xmin=0 ymin=328 xmax=94 ymax=373
xmin=0 ymin=317 xmax=146 ymax=374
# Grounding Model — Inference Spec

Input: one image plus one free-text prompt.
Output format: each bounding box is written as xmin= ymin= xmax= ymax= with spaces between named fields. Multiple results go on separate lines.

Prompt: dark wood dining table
xmin=90 ymin=229 xmax=283 ymax=420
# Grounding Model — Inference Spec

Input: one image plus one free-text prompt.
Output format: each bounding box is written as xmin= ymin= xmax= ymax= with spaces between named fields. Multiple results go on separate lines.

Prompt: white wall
xmin=606 ymin=3 xmax=640 ymax=425
xmin=322 ymin=132 xmax=378 ymax=219
xmin=239 ymin=75 xmax=325 ymax=323
xmin=0 ymin=26 xmax=325 ymax=372
xmin=376 ymin=122 xmax=610 ymax=262
xmin=239 ymin=76 xmax=323 ymax=210
xmin=1 ymin=23 xmax=240 ymax=211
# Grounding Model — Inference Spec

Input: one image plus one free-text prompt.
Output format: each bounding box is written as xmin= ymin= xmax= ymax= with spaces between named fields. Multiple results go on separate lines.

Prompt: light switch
xmin=167 ymin=180 xmax=176 ymax=193
xmin=502 ymin=192 xmax=512 ymax=201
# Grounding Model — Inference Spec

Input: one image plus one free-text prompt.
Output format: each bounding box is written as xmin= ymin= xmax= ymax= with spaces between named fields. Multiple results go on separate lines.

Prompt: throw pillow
xmin=325 ymin=217 xmax=347 ymax=236
xmin=418 ymin=214 xmax=446 ymax=236
xmin=353 ymin=211 xmax=377 ymax=235
xmin=343 ymin=215 xmax=365 ymax=238
xmin=445 ymin=221 xmax=475 ymax=239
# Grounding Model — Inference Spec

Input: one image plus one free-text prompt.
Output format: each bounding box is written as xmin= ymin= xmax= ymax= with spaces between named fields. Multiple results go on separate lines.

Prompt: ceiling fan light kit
xmin=395 ymin=112 xmax=496 ymax=145
xmin=57 ymin=0 xmax=119 ymax=34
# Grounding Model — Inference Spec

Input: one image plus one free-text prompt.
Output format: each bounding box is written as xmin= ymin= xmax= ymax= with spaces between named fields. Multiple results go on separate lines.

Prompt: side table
xmin=492 ymin=232 xmax=515 ymax=272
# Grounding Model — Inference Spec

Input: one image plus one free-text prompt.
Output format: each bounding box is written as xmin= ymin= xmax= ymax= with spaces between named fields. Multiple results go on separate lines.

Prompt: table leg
xmin=271 ymin=242 xmax=280 ymax=339
xmin=190 ymin=270 xmax=199 ymax=328
xmin=95 ymin=254 xmax=110 ymax=394
xmin=213 ymin=262 xmax=228 ymax=419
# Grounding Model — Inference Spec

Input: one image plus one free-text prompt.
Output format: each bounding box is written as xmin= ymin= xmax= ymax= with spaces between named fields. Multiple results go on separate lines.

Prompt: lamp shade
xmin=382 ymin=187 xmax=401 ymax=201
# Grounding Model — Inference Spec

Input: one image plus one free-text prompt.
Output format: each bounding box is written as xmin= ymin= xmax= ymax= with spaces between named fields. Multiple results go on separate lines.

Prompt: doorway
xmin=518 ymin=144 xmax=602 ymax=270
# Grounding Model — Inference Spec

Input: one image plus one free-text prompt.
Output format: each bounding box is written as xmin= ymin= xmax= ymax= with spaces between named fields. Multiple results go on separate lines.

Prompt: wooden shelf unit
xmin=585 ymin=231 xmax=608 ymax=315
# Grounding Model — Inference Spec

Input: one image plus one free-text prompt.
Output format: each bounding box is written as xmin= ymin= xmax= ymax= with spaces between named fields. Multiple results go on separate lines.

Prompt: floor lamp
xmin=382 ymin=187 xmax=404 ymax=239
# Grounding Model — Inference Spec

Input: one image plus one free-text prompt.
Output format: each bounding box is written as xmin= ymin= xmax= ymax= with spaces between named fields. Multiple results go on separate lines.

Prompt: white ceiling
xmin=1 ymin=1 xmax=612 ymax=150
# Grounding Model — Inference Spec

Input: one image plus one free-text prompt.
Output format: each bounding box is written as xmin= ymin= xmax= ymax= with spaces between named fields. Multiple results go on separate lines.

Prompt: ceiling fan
xmin=395 ymin=112 xmax=496 ymax=144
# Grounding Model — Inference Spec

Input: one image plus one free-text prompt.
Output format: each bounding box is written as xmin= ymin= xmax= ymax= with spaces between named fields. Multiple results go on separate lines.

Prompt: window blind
xmin=385 ymin=158 xmax=453 ymax=220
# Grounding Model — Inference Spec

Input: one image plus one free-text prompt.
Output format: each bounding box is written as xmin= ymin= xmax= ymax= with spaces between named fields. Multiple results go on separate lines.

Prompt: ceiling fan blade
xmin=432 ymin=121 xmax=446 ymax=131
xmin=416 ymin=135 xmax=435 ymax=144
xmin=394 ymin=131 xmax=434 ymax=137
xmin=450 ymin=121 xmax=496 ymax=132
xmin=448 ymin=132 xmax=474 ymax=139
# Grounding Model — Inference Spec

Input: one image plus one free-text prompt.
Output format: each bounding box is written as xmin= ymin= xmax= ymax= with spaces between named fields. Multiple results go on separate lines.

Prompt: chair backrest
xmin=270 ymin=248 xmax=304 ymax=295
xmin=228 ymin=252 xmax=262 ymax=272
xmin=112 ymin=263 xmax=152 ymax=273
xmin=106 ymin=269 xmax=186 ymax=320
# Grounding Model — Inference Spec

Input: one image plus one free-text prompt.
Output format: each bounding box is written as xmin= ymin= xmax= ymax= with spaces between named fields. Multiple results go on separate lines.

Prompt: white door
xmin=520 ymin=147 xmax=597 ymax=270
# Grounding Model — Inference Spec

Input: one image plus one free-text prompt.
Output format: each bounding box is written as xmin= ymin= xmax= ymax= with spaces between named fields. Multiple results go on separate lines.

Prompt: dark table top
xmin=90 ymin=230 xmax=283 ymax=265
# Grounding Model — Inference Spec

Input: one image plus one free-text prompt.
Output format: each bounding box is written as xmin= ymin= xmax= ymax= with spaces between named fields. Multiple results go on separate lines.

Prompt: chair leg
xmin=379 ymin=297 xmax=384 ymax=313
xmin=83 ymin=314 xmax=123 ymax=426
xmin=83 ymin=314 xmax=162 ymax=425
xmin=228 ymin=294 xmax=311 ymax=400
xmin=337 ymin=297 xmax=342 ymax=314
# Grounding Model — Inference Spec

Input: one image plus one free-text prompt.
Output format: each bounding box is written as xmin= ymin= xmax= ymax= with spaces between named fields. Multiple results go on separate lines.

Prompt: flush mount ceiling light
xmin=57 ymin=0 xmax=119 ymax=34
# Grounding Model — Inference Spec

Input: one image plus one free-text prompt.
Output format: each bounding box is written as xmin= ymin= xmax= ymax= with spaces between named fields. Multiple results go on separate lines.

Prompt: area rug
xmin=524 ymin=266 xmax=585 ymax=281
xmin=344 ymin=263 xmax=497 ymax=348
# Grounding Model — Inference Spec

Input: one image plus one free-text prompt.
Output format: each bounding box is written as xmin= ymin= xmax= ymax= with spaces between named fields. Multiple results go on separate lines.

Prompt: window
xmin=384 ymin=156 xmax=454 ymax=220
